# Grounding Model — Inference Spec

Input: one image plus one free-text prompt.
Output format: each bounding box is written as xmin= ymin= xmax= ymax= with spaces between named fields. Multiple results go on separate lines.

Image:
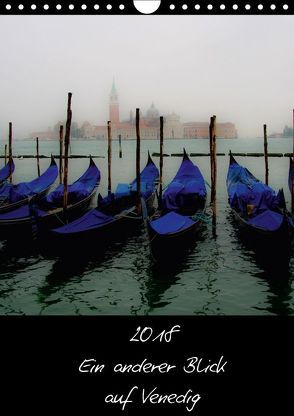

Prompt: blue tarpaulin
xmin=288 ymin=157 xmax=294 ymax=193
xmin=162 ymin=154 xmax=206 ymax=212
xmin=227 ymin=159 xmax=280 ymax=215
xmin=0 ymin=204 xmax=30 ymax=220
xmin=99 ymin=154 xmax=159 ymax=207
xmin=150 ymin=211 xmax=195 ymax=235
xmin=53 ymin=209 xmax=114 ymax=234
xmin=0 ymin=159 xmax=15 ymax=183
xmin=227 ymin=155 xmax=286 ymax=232
xmin=52 ymin=155 xmax=159 ymax=236
xmin=247 ymin=210 xmax=284 ymax=232
xmin=0 ymin=158 xmax=100 ymax=223
xmin=41 ymin=158 xmax=100 ymax=209
xmin=0 ymin=157 xmax=58 ymax=203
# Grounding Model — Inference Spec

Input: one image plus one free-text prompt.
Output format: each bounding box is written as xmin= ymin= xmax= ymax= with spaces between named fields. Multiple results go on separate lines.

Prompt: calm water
xmin=0 ymin=138 xmax=293 ymax=315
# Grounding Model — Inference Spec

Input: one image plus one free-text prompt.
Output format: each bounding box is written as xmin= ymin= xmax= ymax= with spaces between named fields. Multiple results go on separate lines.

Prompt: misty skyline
xmin=0 ymin=15 xmax=294 ymax=139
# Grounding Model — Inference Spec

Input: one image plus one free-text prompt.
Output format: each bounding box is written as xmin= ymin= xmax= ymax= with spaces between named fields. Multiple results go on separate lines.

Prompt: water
xmin=0 ymin=137 xmax=293 ymax=315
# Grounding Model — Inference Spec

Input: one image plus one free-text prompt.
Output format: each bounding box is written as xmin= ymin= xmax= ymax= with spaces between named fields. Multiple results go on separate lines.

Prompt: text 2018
xmin=130 ymin=325 xmax=181 ymax=343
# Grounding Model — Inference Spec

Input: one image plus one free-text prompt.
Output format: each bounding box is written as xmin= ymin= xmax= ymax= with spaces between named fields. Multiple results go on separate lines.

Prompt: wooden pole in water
xmin=36 ymin=137 xmax=40 ymax=177
xmin=63 ymin=92 xmax=72 ymax=211
xmin=4 ymin=144 xmax=7 ymax=165
xmin=213 ymin=116 xmax=217 ymax=196
xmin=8 ymin=122 xmax=12 ymax=182
xmin=263 ymin=124 xmax=269 ymax=185
xmin=59 ymin=125 xmax=64 ymax=184
xmin=292 ymin=109 xmax=294 ymax=213
xmin=210 ymin=115 xmax=217 ymax=205
xmin=119 ymin=134 xmax=122 ymax=158
xmin=136 ymin=108 xmax=141 ymax=213
xmin=292 ymin=109 xmax=294 ymax=156
xmin=159 ymin=116 xmax=164 ymax=204
xmin=107 ymin=121 xmax=112 ymax=195
xmin=209 ymin=121 xmax=213 ymax=196
xmin=210 ymin=115 xmax=217 ymax=236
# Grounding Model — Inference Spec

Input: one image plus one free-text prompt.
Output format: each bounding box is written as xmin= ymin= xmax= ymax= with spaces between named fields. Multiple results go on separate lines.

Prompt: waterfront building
xmin=183 ymin=122 xmax=237 ymax=139
xmin=31 ymin=81 xmax=237 ymax=140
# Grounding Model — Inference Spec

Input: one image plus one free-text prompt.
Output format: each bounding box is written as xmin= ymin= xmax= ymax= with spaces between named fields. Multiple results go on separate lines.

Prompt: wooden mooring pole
xmin=63 ymin=92 xmax=72 ymax=211
xmin=136 ymin=108 xmax=141 ymax=213
xmin=292 ymin=108 xmax=294 ymax=156
xmin=4 ymin=144 xmax=7 ymax=165
xmin=209 ymin=115 xmax=217 ymax=205
xmin=209 ymin=115 xmax=217 ymax=236
xmin=159 ymin=116 xmax=164 ymax=205
xmin=264 ymin=124 xmax=269 ymax=185
xmin=107 ymin=121 xmax=112 ymax=195
xmin=36 ymin=137 xmax=40 ymax=177
xmin=8 ymin=122 xmax=13 ymax=182
xmin=59 ymin=125 xmax=64 ymax=184
xmin=118 ymin=134 xmax=122 ymax=158
xmin=292 ymin=109 xmax=294 ymax=214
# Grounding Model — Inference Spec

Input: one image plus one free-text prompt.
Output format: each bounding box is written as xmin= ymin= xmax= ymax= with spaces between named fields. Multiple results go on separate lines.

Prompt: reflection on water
xmin=0 ymin=139 xmax=293 ymax=315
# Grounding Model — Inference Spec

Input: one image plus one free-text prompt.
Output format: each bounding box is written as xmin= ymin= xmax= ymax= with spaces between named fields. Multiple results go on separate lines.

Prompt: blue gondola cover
xmin=227 ymin=159 xmax=281 ymax=215
xmin=288 ymin=157 xmax=294 ymax=193
xmin=150 ymin=211 xmax=195 ymax=235
xmin=52 ymin=155 xmax=159 ymax=236
xmin=0 ymin=159 xmax=15 ymax=183
xmin=42 ymin=159 xmax=100 ymax=209
xmin=53 ymin=209 xmax=114 ymax=234
xmin=148 ymin=151 xmax=207 ymax=239
xmin=226 ymin=155 xmax=287 ymax=232
xmin=0 ymin=158 xmax=58 ymax=203
xmin=0 ymin=158 xmax=100 ymax=223
xmin=247 ymin=210 xmax=284 ymax=232
xmin=162 ymin=156 xmax=206 ymax=211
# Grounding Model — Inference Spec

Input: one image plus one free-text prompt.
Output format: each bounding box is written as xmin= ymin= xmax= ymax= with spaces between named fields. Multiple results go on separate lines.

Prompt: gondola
xmin=227 ymin=152 xmax=293 ymax=258
xmin=51 ymin=153 xmax=159 ymax=242
xmin=288 ymin=156 xmax=294 ymax=195
xmin=0 ymin=156 xmax=58 ymax=214
xmin=0 ymin=159 xmax=15 ymax=185
xmin=0 ymin=157 xmax=100 ymax=238
xmin=145 ymin=150 xmax=207 ymax=261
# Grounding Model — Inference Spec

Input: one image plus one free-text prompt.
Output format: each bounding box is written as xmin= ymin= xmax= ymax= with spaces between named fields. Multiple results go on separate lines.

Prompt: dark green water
xmin=0 ymin=138 xmax=293 ymax=315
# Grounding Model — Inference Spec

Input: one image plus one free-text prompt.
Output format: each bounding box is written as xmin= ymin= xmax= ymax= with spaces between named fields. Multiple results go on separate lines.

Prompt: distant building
xmin=268 ymin=132 xmax=284 ymax=138
xmin=164 ymin=112 xmax=183 ymax=139
xmin=31 ymin=81 xmax=237 ymax=140
xmin=30 ymin=127 xmax=57 ymax=140
xmin=268 ymin=126 xmax=293 ymax=138
xmin=91 ymin=81 xmax=164 ymax=140
xmin=183 ymin=122 xmax=237 ymax=139
xmin=90 ymin=81 xmax=237 ymax=140
xmin=283 ymin=125 xmax=293 ymax=138
xmin=109 ymin=79 xmax=120 ymax=124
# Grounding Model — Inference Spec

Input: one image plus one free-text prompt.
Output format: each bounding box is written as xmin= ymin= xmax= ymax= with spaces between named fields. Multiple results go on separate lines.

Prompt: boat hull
xmin=50 ymin=191 xmax=156 ymax=245
xmin=0 ymin=190 xmax=96 ymax=240
xmin=147 ymin=213 xmax=204 ymax=261
xmin=0 ymin=185 xmax=51 ymax=214
xmin=231 ymin=209 xmax=293 ymax=268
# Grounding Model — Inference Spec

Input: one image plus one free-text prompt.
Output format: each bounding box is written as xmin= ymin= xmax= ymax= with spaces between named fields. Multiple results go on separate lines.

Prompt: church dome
xmin=166 ymin=112 xmax=180 ymax=122
xmin=146 ymin=103 xmax=159 ymax=119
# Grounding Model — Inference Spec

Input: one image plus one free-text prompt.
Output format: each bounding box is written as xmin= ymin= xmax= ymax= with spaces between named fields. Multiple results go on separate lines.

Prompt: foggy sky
xmin=0 ymin=15 xmax=294 ymax=139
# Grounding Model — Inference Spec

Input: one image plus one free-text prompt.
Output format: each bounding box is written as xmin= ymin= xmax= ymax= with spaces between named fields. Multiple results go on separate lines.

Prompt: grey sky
xmin=0 ymin=15 xmax=294 ymax=139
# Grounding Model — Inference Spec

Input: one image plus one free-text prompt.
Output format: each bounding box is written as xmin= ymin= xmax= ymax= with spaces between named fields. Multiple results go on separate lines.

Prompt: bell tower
xmin=109 ymin=79 xmax=120 ymax=124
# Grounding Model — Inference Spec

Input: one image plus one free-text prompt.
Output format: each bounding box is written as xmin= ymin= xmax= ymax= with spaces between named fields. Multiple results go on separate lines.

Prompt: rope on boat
xmin=149 ymin=233 xmax=158 ymax=244
xmin=191 ymin=212 xmax=212 ymax=224
xmin=118 ymin=212 xmax=140 ymax=220
xmin=0 ymin=198 xmax=8 ymax=206
xmin=53 ymin=212 xmax=66 ymax=225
